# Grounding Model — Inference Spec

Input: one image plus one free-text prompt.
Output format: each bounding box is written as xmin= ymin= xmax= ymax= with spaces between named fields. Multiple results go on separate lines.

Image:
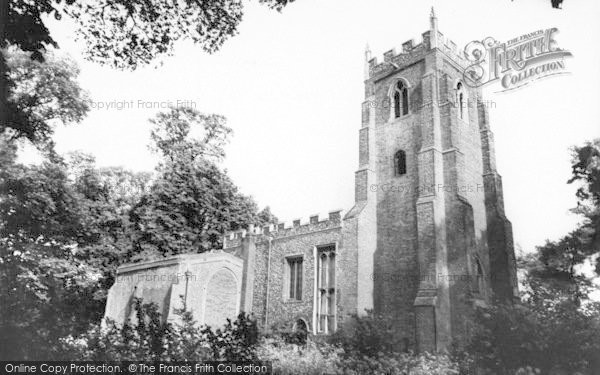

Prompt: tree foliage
xmin=0 ymin=123 xmax=273 ymax=358
xmin=0 ymin=143 xmax=103 ymax=359
xmin=568 ymin=139 xmax=600 ymax=266
xmin=467 ymin=290 xmax=600 ymax=374
xmin=0 ymin=139 xmax=149 ymax=359
xmin=0 ymin=0 xmax=296 ymax=151
xmin=130 ymin=107 xmax=275 ymax=259
xmin=130 ymin=159 xmax=262 ymax=258
xmin=149 ymin=107 xmax=232 ymax=162
xmin=2 ymin=0 xmax=296 ymax=70
xmin=1 ymin=46 xmax=89 ymax=151
xmin=465 ymin=138 xmax=600 ymax=375
xmin=65 ymin=152 xmax=152 ymax=291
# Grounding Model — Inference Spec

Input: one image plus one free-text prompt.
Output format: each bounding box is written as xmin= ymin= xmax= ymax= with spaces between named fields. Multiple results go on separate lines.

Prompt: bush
xmin=257 ymin=337 xmax=343 ymax=375
xmin=337 ymin=351 xmax=458 ymax=375
xmin=329 ymin=310 xmax=408 ymax=356
xmin=467 ymin=300 xmax=600 ymax=375
xmin=325 ymin=311 xmax=458 ymax=374
xmin=62 ymin=299 xmax=459 ymax=374
xmin=63 ymin=298 xmax=259 ymax=361
xmin=257 ymin=337 xmax=458 ymax=375
xmin=265 ymin=320 xmax=308 ymax=346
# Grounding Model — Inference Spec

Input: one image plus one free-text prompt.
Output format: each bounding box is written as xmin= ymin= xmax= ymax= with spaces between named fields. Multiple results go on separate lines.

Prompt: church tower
xmin=345 ymin=9 xmax=519 ymax=352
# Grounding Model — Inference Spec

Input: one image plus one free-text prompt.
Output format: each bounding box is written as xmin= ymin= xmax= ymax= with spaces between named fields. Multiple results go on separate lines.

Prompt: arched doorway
xmin=294 ymin=318 xmax=308 ymax=345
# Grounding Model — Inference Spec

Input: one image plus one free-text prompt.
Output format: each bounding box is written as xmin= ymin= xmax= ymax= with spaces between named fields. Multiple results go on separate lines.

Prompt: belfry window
xmin=316 ymin=245 xmax=336 ymax=334
xmin=457 ymin=82 xmax=467 ymax=120
xmin=393 ymin=81 xmax=409 ymax=118
xmin=394 ymin=150 xmax=407 ymax=176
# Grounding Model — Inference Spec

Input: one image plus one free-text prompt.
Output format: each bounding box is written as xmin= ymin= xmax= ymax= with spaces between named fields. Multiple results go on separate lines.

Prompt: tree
xmin=66 ymin=152 xmax=152 ymax=293
xmin=1 ymin=0 xmax=296 ymax=150
xmin=467 ymin=298 xmax=600 ymax=375
xmin=0 ymin=144 xmax=102 ymax=359
xmin=568 ymin=139 xmax=600 ymax=266
xmin=1 ymin=46 xmax=89 ymax=152
xmin=257 ymin=206 xmax=279 ymax=226
xmin=0 ymin=102 xmax=275 ymax=357
xmin=465 ymin=139 xmax=600 ymax=375
xmin=513 ymin=139 xmax=600 ymax=307
xmin=2 ymin=0 xmax=295 ymax=70
xmin=149 ymin=107 xmax=232 ymax=163
xmin=130 ymin=160 xmax=263 ymax=258
xmin=129 ymin=107 xmax=273 ymax=258
xmin=0 ymin=142 xmax=152 ymax=359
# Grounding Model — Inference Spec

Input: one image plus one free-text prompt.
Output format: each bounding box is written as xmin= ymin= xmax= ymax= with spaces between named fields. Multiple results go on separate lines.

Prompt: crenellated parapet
xmin=368 ymin=42 xmax=427 ymax=79
xmin=367 ymin=30 xmax=468 ymax=81
xmin=222 ymin=210 xmax=343 ymax=249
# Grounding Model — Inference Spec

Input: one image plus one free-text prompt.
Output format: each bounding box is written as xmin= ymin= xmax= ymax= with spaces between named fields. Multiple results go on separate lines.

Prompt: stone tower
xmin=347 ymin=9 xmax=519 ymax=352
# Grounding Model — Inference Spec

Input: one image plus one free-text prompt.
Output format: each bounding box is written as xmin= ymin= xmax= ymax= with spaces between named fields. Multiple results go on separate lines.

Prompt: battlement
xmin=222 ymin=209 xmax=343 ymax=249
xmin=367 ymin=29 xmax=467 ymax=80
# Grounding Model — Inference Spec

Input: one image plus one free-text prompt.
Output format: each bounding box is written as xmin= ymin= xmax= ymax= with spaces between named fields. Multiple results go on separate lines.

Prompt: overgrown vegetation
xmin=60 ymin=300 xmax=459 ymax=375
xmin=64 ymin=299 xmax=259 ymax=362
xmin=0 ymin=49 xmax=276 ymax=360
xmin=460 ymin=138 xmax=600 ymax=375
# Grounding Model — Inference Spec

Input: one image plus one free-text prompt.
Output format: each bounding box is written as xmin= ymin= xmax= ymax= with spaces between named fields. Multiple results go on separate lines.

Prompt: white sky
xmin=23 ymin=0 xmax=600 ymax=254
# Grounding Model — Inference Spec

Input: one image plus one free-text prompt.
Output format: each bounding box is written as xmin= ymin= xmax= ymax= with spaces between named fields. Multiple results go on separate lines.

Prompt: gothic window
xmin=316 ymin=245 xmax=336 ymax=333
xmin=393 ymin=80 xmax=409 ymax=118
xmin=394 ymin=150 xmax=407 ymax=176
xmin=456 ymin=82 xmax=467 ymax=120
xmin=287 ymin=257 xmax=303 ymax=300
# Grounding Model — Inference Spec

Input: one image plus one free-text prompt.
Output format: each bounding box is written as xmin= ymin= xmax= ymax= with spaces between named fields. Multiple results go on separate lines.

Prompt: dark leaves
xmin=70 ymin=0 xmax=245 ymax=70
xmin=2 ymin=47 xmax=89 ymax=150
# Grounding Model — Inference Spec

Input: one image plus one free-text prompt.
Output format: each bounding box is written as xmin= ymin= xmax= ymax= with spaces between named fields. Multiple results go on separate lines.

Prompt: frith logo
xmin=463 ymin=28 xmax=572 ymax=92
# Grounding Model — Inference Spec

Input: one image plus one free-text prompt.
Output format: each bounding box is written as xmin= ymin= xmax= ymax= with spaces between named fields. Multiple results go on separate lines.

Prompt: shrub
xmin=266 ymin=320 xmax=308 ymax=346
xmin=323 ymin=310 xmax=459 ymax=374
xmin=200 ymin=311 xmax=259 ymax=361
xmin=467 ymin=300 xmax=600 ymax=375
xmin=63 ymin=299 xmax=460 ymax=375
xmin=63 ymin=298 xmax=259 ymax=361
xmin=257 ymin=337 xmax=342 ymax=375
xmin=337 ymin=352 xmax=459 ymax=375
xmin=257 ymin=337 xmax=458 ymax=375
xmin=329 ymin=310 xmax=408 ymax=356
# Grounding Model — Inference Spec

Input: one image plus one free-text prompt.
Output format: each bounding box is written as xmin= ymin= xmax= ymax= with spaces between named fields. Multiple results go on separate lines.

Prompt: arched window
xmin=394 ymin=150 xmax=406 ymax=176
xmin=456 ymin=82 xmax=467 ymax=120
xmin=393 ymin=80 xmax=409 ymax=118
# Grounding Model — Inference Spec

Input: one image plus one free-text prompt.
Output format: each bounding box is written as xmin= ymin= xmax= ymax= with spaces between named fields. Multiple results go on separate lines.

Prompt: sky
xmin=21 ymin=0 xmax=600 ymax=254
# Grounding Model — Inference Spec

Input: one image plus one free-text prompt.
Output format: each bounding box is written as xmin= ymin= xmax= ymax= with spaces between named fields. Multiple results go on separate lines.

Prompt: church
xmin=104 ymin=10 xmax=519 ymax=353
